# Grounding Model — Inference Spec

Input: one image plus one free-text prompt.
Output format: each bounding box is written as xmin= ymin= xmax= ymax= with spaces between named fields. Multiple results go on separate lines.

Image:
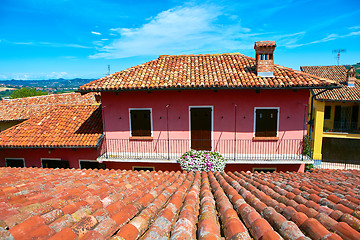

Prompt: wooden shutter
xmin=352 ymin=105 xmax=359 ymax=130
xmin=130 ymin=110 xmax=151 ymax=136
xmin=334 ymin=106 xmax=341 ymax=129
xmin=255 ymin=109 xmax=278 ymax=137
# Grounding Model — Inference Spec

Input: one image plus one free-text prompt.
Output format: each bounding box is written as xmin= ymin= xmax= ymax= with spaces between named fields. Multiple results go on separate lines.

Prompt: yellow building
xmin=301 ymin=65 xmax=360 ymax=164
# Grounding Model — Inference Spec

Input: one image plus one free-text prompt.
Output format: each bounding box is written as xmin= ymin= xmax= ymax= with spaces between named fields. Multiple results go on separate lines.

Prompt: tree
xmin=10 ymin=87 xmax=48 ymax=99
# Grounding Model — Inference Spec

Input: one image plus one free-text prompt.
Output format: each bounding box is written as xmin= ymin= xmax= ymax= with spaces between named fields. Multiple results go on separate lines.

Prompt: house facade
xmin=301 ymin=65 xmax=360 ymax=164
xmin=79 ymin=41 xmax=336 ymax=172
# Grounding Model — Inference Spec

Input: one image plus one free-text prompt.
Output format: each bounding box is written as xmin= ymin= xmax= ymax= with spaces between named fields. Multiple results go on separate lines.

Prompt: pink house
xmin=79 ymin=41 xmax=335 ymax=172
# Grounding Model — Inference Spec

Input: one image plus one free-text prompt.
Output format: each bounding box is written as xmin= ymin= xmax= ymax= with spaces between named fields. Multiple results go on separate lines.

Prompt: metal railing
xmin=325 ymin=121 xmax=359 ymax=133
xmin=99 ymin=138 xmax=312 ymax=162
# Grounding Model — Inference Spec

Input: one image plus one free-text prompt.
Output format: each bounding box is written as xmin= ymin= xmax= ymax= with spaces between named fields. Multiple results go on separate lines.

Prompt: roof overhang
xmin=78 ymin=85 xmax=340 ymax=94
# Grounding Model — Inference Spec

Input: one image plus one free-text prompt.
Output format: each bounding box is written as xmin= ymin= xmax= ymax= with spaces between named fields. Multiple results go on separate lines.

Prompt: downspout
xmin=166 ymin=104 xmax=170 ymax=160
xmin=101 ymin=104 xmax=108 ymax=159
xmin=234 ymin=104 xmax=237 ymax=161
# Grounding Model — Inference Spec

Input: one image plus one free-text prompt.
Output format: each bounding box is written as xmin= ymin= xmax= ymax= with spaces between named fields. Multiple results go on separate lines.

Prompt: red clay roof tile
xmin=0 ymin=104 xmax=102 ymax=148
xmin=79 ymin=54 xmax=336 ymax=92
xmin=0 ymin=92 xmax=99 ymax=122
xmin=301 ymin=65 xmax=360 ymax=102
xmin=0 ymin=167 xmax=360 ymax=239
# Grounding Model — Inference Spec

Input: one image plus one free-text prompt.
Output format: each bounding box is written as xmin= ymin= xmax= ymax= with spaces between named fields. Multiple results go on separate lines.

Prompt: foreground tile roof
xmin=0 ymin=92 xmax=99 ymax=122
xmin=79 ymin=54 xmax=336 ymax=92
xmin=0 ymin=104 xmax=102 ymax=148
xmin=301 ymin=66 xmax=360 ymax=102
xmin=0 ymin=167 xmax=359 ymax=240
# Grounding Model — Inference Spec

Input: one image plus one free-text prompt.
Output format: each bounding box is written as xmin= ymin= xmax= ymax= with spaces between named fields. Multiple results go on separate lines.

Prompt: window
xmin=253 ymin=168 xmax=276 ymax=173
xmin=79 ymin=160 xmax=106 ymax=170
xmin=324 ymin=106 xmax=331 ymax=120
xmin=255 ymin=108 xmax=278 ymax=137
xmin=334 ymin=105 xmax=358 ymax=131
xmin=6 ymin=158 xmax=25 ymax=167
xmin=41 ymin=159 xmax=69 ymax=169
xmin=132 ymin=166 xmax=154 ymax=171
xmin=130 ymin=109 xmax=152 ymax=137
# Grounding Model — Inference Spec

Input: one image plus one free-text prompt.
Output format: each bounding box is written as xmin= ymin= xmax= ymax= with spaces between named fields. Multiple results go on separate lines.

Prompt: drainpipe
xmin=302 ymin=104 xmax=307 ymax=161
xmin=101 ymin=104 xmax=108 ymax=159
xmin=234 ymin=104 xmax=237 ymax=161
xmin=166 ymin=104 xmax=170 ymax=160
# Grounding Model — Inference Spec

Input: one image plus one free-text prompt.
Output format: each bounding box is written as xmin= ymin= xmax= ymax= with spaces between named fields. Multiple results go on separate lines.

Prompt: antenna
xmin=107 ymin=65 xmax=111 ymax=75
xmin=332 ymin=49 xmax=346 ymax=65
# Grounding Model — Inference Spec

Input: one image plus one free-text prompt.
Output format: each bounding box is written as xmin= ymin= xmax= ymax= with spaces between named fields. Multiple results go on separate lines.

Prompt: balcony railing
xmin=99 ymin=138 xmax=312 ymax=162
xmin=324 ymin=121 xmax=359 ymax=134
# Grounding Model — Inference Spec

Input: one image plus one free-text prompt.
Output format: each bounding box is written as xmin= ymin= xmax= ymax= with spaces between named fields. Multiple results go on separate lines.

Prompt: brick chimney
xmin=346 ymin=66 xmax=356 ymax=87
xmin=254 ymin=41 xmax=276 ymax=77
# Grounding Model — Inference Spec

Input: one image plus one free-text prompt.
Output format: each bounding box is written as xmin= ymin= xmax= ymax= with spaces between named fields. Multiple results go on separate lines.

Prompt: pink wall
xmin=0 ymin=148 xmax=99 ymax=168
xmin=102 ymin=89 xmax=309 ymax=140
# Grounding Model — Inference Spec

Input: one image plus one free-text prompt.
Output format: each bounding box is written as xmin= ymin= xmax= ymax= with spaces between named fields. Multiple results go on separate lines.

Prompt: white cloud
xmin=3 ymin=40 xmax=91 ymax=49
xmin=90 ymin=5 xmax=254 ymax=59
xmin=101 ymin=39 xmax=109 ymax=41
xmin=0 ymin=72 xmax=68 ymax=80
xmin=348 ymin=26 xmax=360 ymax=30
xmin=13 ymin=42 xmax=34 ymax=45
xmin=286 ymin=30 xmax=360 ymax=48
xmin=91 ymin=31 xmax=102 ymax=35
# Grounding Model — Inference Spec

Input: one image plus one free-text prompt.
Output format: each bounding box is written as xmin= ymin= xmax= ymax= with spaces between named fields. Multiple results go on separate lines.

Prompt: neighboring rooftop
xmin=0 ymin=104 xmax=102 ymax=148
xmin=79 ymin=53 xmax=336 ymax=92
xmin=0 ymin=167 xmax=359 ymax=239
xmin=0 ymin=92 xmax=99 ymax=122
xmin=301 ymin=65 xmax=360 ymax=102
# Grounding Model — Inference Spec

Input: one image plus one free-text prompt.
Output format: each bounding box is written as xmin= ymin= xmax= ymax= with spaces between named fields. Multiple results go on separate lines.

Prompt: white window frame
xmin=79 ymin=160 xmax=99 ymax=169
xmin=189 ymin=106 xmax=214 ymax=149
xmin=253 ymin=107 xmax=280 ymax=137
xmin=5 ymin=158 xmax=25 ymax=167
xmin=129 ymin=108 xmax=153 ymax=137
xmin=41 ymin=158 xmax=62 ymax=168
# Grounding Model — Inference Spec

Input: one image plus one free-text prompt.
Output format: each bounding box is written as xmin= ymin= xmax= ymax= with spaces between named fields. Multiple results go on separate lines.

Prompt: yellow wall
xmin=312 ymin=99 xmax=325 ymax=160
xmin=310 ymin=93 xmax=360 ymax=160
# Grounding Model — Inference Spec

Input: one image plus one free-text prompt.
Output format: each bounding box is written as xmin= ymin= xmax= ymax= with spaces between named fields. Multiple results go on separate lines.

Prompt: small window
xmin=269 ymin=54 xmax=273 ymax=60
xmin=132 ymin=166 xmax=154 ymax=171
xmin=42 ymin=159 xmax=69 ymax=169
xmin=6 ymin=158 xmax=25 ymax=167
xmin=255 ymin=108 xmax=278 ymax=137
xmin=80 ymin=161 xmax=106 ymax=170
xmin=324 ymin=106 xmax=331 ymax=120
xmin=130 ymin=109 xmax=152 ymax=137
xmin=253 ymin=168 xmax=276 ymax=173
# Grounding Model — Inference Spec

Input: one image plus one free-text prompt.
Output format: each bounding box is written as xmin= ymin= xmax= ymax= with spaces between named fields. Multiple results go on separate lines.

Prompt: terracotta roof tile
xmin=0 ymin=92 xmax=99 ymax=122
xmin=0 ymin=104 xmax=102 ymax=148
xmin=79 ymin=54 xmax=336 ymax=92
xmin=0 ymin=167 xmax=359 ymax=239
xmin=301 ymin=65 xmax=360 ymax=102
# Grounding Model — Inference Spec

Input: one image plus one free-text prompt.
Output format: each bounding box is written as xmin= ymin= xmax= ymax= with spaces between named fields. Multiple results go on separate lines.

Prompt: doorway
xmin=190 ymin=107 xmax=212 ymax=150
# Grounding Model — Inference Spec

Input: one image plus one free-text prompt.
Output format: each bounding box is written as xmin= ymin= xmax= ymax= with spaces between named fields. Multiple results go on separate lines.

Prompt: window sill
xmin=252 ymin=137 xmax=279 ymax=141
xmin=129 ymin=136 xmax=153 ymax=140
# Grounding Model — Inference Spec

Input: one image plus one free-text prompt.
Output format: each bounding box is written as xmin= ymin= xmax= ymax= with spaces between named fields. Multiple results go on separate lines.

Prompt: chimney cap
xmin=254 ymin=41 xmax=276 ymax=48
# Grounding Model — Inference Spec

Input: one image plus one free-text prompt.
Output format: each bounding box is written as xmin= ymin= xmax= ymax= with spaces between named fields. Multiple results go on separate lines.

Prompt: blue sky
xmin=0 ymin=0 xmax=359 ymax=80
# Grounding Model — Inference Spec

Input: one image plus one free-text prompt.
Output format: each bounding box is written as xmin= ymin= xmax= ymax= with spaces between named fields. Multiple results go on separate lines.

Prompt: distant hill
xmin=353 ymin=62 xmax=360 ymax=79
xmin=0 ymin=78 xmax=96 ymax=88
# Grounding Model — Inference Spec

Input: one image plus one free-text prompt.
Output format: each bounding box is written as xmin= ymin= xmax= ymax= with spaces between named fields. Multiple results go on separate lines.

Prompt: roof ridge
xmin=159 ymin=53 xmax=243 ymax=58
